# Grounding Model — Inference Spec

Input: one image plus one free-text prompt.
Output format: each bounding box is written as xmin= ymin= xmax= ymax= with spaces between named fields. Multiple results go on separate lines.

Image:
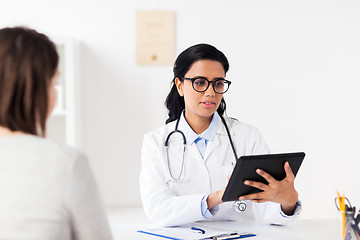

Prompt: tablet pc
xmin=221 ymin=152 xmax=305 ymax=202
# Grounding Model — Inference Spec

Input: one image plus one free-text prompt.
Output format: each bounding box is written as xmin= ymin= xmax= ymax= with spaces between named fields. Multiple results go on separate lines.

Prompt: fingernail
xmin=256 ymin=169 xmax=261 ymax=173
xmin=239 ymin=196 xmax=244 ymax=200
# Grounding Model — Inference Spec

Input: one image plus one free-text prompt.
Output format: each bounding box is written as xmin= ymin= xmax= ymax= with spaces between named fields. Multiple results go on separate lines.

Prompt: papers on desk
xmin=137 ymin=222 xmax=255 ymax=240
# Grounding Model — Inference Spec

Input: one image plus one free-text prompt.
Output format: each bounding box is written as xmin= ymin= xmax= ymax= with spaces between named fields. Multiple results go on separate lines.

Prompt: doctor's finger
xmin=284 ymin=162 xmax=295 ymax=180
xmin=251 ymin=198 xmax=272 ymax=203
xmin=244 ymin=180 xmax=268 ymax=191
xmin=239 ymin=191 xmax=267 ymax=201
xmin=256 ymin=169 xmax=276 ymax=184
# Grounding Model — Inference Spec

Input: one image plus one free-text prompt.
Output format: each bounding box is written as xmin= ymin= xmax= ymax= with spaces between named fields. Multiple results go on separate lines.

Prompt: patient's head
xmin=0 ymin=27 xmax=59 ymax=136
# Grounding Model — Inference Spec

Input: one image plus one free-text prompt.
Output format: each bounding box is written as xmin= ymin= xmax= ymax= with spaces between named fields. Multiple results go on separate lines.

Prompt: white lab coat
xmin=139 ymin=115 xmax=301 ymax=227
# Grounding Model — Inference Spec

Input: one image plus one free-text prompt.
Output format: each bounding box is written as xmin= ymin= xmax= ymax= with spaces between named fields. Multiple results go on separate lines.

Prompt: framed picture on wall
xmin=136 ymin=10 xmax=175 ymax=65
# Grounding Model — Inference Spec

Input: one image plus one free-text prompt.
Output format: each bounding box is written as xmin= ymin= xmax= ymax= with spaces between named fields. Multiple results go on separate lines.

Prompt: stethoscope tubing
xmin=165 ymin=113 xmax=238 ymax=182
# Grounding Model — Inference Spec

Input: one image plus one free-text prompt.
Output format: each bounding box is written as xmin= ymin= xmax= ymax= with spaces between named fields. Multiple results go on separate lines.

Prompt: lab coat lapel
xmin=204 ymin=117 xmax=236 ymax=165
xmin=187 ymin=142 xmax=204 ymax=163
xmin=203 ymin=134 xmax=221 ymax=162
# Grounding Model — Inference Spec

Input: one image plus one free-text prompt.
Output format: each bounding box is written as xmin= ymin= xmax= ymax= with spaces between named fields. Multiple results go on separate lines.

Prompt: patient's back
xmin=0 ymin=134 xmax=112 ymax=240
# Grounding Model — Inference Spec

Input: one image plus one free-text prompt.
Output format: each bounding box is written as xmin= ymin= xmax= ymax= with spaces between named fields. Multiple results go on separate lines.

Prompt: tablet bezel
xmin=221 ymin=152 xmax=305 ymax=202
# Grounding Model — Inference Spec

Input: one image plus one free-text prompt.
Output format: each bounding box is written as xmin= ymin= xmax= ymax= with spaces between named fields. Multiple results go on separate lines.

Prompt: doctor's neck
xmin=184 ymin=111 xmax=212 ymax=135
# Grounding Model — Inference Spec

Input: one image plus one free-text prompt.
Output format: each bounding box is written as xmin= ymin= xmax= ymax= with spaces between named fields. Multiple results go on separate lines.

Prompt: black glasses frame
xmin=180 ymin=77 xmax=232 ymax=94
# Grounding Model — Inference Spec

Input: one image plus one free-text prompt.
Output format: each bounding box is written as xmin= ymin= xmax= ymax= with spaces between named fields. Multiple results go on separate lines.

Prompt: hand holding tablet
xmin=222 ymin=152 xmax=305 ymax=208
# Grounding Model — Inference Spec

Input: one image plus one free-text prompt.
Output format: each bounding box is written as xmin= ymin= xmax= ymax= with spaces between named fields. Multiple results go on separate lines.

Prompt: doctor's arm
xmin=139 ymin=134 xmax=209 ymax=227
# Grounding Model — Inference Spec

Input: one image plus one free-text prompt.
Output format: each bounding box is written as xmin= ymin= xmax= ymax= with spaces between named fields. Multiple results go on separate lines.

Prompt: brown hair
xmin=0 ymin=27 xmax=58 ymax=136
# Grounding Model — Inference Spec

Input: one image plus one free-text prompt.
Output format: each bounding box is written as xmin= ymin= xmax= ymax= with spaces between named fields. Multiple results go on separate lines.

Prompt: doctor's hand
xmin=239 ymin=162 xmax=298 ymax=215
xmin=206 ymin=175 xmax=231 ymax=210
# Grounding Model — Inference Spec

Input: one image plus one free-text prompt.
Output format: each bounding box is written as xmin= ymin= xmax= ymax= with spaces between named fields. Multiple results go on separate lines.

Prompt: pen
xmin=191 ymin=227 xmax=205 ymax=234
xmin=337 ymin=191 xmax=346 ymax=239
xmin=211 ymin=233 xmax=256 ymax=240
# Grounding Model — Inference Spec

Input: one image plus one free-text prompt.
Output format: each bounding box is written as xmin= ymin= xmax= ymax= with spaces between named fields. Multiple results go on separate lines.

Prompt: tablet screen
xmin=222 ymin=152 xmax=305 ymax=202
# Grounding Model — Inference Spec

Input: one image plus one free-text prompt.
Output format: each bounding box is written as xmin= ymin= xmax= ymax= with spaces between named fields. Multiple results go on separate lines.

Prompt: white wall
xmin=1 ymin=0 xmax=359 ymax=220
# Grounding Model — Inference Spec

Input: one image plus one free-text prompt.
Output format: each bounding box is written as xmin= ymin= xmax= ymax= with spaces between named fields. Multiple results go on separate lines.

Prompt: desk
xmin=107 ymin=207 xmax=340 ymax=240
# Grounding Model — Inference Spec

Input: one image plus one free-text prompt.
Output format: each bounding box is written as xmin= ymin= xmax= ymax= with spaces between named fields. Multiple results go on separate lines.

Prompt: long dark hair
xmin=0 ymin=27 xmax=58 ymax=136
xmin=165 ymin=43 xmax=229 ymax=124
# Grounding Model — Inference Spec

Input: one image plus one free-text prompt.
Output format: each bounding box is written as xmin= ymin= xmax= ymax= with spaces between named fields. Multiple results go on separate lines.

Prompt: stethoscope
xmin=164 ymin=113 xmax=247 ymax=212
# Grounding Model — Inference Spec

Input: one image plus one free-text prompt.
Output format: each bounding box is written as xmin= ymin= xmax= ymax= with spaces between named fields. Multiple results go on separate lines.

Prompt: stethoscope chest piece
xmin=234 ymin=200 xmax=247 ymax=213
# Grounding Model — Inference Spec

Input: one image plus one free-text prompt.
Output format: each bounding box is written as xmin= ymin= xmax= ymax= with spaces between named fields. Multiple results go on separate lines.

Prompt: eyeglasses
xmin=180 ymin=77 xmax=231 ymax=94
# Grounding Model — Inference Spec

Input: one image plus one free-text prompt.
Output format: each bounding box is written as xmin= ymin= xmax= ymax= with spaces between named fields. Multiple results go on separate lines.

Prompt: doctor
xmin=139 ymin=43 xmax=301 ymax=227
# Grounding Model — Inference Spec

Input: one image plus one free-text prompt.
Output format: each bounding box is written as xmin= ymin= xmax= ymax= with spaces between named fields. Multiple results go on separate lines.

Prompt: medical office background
xmin=0 ymin=0 xmax=359 ymax=220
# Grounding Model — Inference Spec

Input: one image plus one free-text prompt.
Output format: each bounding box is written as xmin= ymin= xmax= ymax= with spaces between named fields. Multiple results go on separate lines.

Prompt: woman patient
xmin=0 ymin=27 xmax=113 ymax=240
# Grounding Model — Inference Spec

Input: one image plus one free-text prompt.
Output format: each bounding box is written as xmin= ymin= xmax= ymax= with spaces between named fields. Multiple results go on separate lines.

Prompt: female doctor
xmin=139 ymin=43 xmax=301 ymax=227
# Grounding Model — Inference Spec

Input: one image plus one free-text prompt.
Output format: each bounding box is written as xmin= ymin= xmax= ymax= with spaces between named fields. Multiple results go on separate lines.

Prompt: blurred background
xmin=1 ymin=0 xmax=359 ymax=219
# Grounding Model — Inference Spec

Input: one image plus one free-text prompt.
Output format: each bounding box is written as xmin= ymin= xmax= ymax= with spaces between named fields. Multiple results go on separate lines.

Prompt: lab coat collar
xmin=217 ymin=115 xmax=236 ymax=136
xmin=204 ymin=115 xmax=236 ymax=162
xmin=178 ymin=111 xmax=220 ymax=145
